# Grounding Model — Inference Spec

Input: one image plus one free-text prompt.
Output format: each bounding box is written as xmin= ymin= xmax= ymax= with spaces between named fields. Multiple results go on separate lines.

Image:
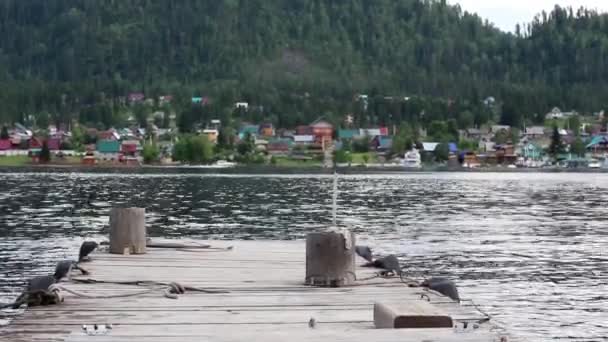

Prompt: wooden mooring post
xmin=305 ymin=230 xmax=356 ymax=287
xmin=109 ymin=207 xmax=147 ymax=255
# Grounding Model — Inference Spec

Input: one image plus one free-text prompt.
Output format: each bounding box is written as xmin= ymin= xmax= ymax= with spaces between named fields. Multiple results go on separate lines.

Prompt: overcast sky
xmin=450 ymin=0 xmax=608 ymax=31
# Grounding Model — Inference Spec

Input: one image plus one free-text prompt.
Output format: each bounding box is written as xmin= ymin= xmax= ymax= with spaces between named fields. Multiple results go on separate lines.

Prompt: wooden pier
xmin=1 ymin=240 xmax=511 ymax=341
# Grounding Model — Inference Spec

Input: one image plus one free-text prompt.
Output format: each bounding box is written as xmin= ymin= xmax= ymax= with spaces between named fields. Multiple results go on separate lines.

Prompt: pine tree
xmin=549 ymin=126 xmax=563 ymax=159
xmin=39 ymin=141 xmax=51 ymax=163
xmin=0 ymin=126 xmax=9 ymax=139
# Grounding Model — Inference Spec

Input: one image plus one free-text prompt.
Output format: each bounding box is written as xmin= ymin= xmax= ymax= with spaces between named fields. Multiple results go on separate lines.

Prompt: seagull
xmin=4 ymin=260 xmax=73 ymax=309
xmin=421 ymin=277 xmax=460 ymax=302
xmin=355 ymin=245 xmax=373 ymax=262
xmin=362 ymin=254 xmax=402 ymax=275
xmin=26 ymin=260 xmax=73 ymax=292
xmin=79 ymin=241 xmax=99 ymax=262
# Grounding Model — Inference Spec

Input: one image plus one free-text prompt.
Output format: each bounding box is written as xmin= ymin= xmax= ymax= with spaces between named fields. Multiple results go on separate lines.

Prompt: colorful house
xmin=238 ymin=125 xmax=259 ymax=140
xmin=121 ymin=140 xmax=140 ymax=156
xmin=495 ymin=144 xmax=517 ymax=164
xmin=0 ymin=139 xmax=11 ymax=151
xmin=522 ymin=143 xmax=543 ymax=160
xmin=371 ymin=136 xmax=393 ymax=152
xmin=29 ymin=137 xmax=43 ymax=150
xmin=82 ymin=151 xmax=96 ymax=166
xmin=259 ymin=123 xmax=275 ymax=137
xmin=338 ymin=129 xmax=359 ymax=140
xmin=586 ymin=136 xmax=608 ymax=152
xmin=202 ymin=129 xmax=219 ymax=144
xmin=293 ymin=135 xmax=315 ymax=145
xmin=97 ymin=140 xmax=121 ymax=155
xmin=448 ymin=143 xmax=458 ymax=154
xmin=359 ymin=127 xmax=388 ymax=137
xmin=296 ymin=125 xmax=313 ymax=135
xmin=47 ymin=138 xmax=61 ymax=151
xmin=267 ymin=138 xmax=293 ymax=155
xmin=99 ymin=129 xmax=120 ymax=141
xmin=525 ymin=126 xmax=546 ymax=139
xmin=461 ymin=152 xmax=481 ymax=168
xmin=310 ymin=119 xmax=333 ymax=148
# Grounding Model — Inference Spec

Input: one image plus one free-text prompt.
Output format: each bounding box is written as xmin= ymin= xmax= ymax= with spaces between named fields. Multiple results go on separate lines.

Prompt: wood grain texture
xmin=0 ymin=240 xmax=512 ymax=342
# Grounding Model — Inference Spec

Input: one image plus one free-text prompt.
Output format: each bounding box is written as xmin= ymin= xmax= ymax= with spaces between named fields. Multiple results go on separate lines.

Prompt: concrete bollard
xmin=109 ymin=207 xmax=147 ymax=255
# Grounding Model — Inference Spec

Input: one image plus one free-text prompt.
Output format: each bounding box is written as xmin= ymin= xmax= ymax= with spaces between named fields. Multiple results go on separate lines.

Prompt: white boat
xmin=588 ymin=160 xmax=601 ymax=168
xmin=181 ymin=160 xmax=237 ymax=168
xmin=403 ymin=149 xmax=421 ymax=169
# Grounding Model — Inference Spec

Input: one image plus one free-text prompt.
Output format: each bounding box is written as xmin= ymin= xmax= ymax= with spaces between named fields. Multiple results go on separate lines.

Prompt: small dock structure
xmin=1 ymin=239 xmax=513 ymax=342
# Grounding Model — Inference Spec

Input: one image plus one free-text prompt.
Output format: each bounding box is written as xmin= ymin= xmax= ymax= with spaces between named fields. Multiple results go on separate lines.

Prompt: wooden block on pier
xmin=109 ymin=207 xmax=147 ymax=255
xmin=374 ymin=301 xmax=454 ymax=329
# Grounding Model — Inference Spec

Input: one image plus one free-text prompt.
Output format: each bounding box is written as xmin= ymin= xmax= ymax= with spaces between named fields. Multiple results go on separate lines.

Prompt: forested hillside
xmin=0 ymin=0 xmax=607 ymax=129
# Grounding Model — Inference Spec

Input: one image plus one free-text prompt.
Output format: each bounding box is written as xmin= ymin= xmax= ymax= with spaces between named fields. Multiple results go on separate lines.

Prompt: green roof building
xmin=97 ymin=140 xmax=121 ymax=153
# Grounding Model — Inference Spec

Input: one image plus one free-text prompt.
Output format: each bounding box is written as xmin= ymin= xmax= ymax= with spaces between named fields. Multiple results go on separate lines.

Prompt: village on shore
xmin=1 ymin=94 xmax=607 ymax=170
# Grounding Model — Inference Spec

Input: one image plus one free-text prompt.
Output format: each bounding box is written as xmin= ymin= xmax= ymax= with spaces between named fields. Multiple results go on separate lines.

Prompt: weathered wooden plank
xmin=5 ymin=326 xmax=501 ymax=342
xmin=0 ymin=240 xmax=507 ymax=342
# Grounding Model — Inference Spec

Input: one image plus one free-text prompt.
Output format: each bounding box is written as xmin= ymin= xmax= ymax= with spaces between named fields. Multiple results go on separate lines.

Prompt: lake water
xmin=0 ymin=171 xmax=606 ymax=341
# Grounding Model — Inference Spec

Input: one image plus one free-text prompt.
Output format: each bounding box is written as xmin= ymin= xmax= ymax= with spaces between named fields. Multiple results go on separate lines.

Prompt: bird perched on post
xmin=2 ymin=260 xmax=73 ymax=309
xmin=79 ymin=241 xmax=99 ymax=262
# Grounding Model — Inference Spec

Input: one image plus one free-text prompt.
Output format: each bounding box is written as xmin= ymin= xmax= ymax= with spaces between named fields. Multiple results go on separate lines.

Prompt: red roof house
xmin=296 ymin=125 xmax=313 ymax=135
xmin=310 ymin=119 xmax=333 ymax=146
xmin=47 ymin=138 xmax=60 ymax=151
xmin=99 ymin=130 xmax=120 ymax=140
xmin=0 ymin=139 xmax=11 ymax=150
xmin=29 ymin=137 xmax=43 ymax=149
xmin=121 ymin=141 xmax=139 ymax=155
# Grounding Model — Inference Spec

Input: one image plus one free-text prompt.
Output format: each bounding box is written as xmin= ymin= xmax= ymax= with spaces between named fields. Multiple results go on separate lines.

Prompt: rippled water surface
xmin=0 ymin=171 xmax=607 ymax=341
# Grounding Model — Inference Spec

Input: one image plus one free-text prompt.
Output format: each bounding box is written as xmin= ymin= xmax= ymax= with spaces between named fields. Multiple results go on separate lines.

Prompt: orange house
xmin=259 ymin=123 xmax=275 ymax=137
xmin=310 ymin=119 xmax=333 ymax=147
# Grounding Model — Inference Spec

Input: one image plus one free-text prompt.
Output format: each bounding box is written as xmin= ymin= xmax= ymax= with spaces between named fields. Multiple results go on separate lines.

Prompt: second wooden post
xmin=109 ymin=207 xmax=147 ymax=255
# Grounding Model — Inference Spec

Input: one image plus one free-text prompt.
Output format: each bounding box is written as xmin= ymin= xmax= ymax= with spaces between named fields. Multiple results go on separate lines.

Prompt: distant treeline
xmin=0 ymin=1 xmax=607 ymax=130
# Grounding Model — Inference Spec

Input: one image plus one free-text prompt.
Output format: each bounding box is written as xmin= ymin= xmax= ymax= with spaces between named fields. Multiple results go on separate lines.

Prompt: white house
xmin=546 ymin=107 xmax=578 ymax=120
xmin=235 ymin=102 xmax=249 ymax=110
xmin=491 ymin=125 xmax=510 ymax=133
xmin=293 ymin=135 xmax=314 ymax=145
xmin=546 ymin=107 xmax=563 ymax=119
xmin=525 ymin=126 xmax=546 ymax=138
xmin=483 ymin=96 xmax=496 ymax=106
xmin=422 ymin=142 xmax=439 ymax=152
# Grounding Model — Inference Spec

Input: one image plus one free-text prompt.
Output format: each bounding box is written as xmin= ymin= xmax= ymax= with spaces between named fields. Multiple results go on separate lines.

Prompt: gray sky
xmin=450 ymin=0 xmax=608 ymax=31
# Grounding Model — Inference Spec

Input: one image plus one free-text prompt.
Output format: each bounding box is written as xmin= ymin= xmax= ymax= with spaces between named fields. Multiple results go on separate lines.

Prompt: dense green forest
xmin=0 ymin=0 xmax=607 ymax=130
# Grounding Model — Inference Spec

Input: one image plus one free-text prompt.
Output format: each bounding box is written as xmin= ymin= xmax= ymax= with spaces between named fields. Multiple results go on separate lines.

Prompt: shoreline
xmin=1 ymin=163 xmax=608 ymax=174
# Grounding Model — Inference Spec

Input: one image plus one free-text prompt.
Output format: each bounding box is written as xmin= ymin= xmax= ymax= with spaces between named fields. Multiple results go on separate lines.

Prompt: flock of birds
xmin=354 ymin=245 xmax=460 ymax=302
xmin=0 ymin=241 xmax=99 ymax=309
